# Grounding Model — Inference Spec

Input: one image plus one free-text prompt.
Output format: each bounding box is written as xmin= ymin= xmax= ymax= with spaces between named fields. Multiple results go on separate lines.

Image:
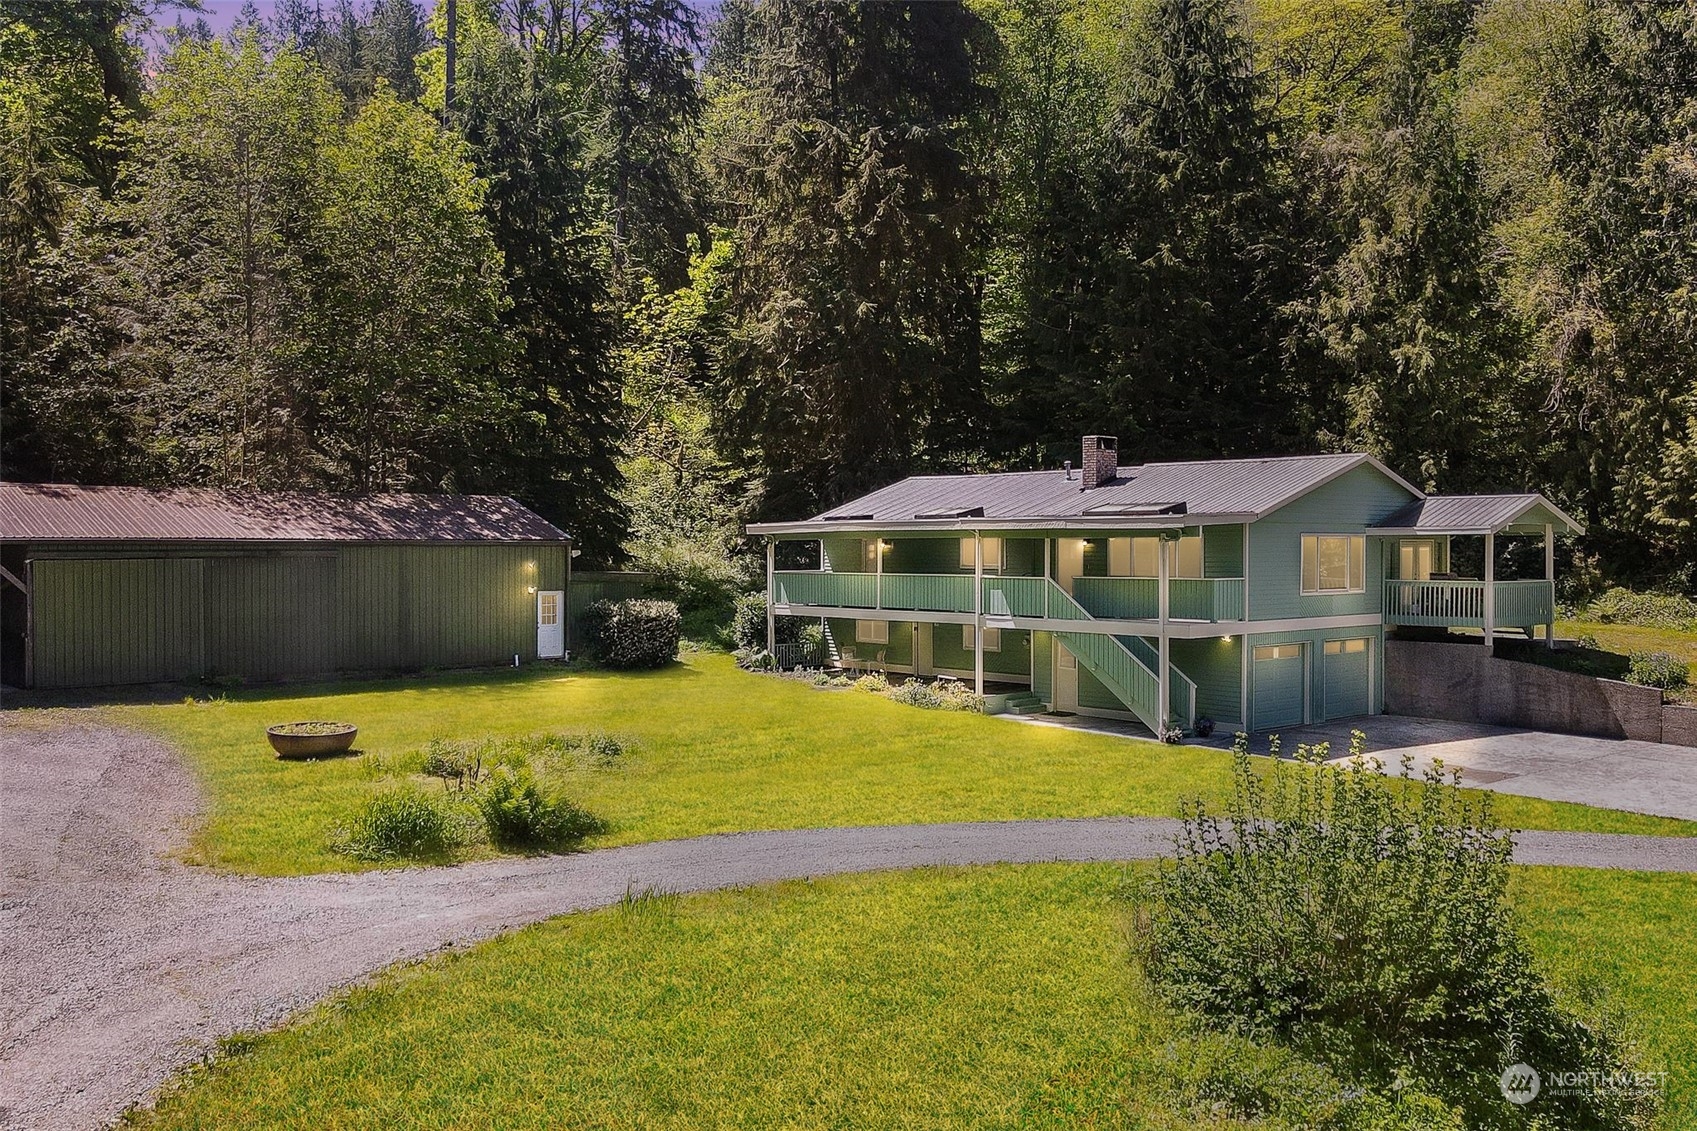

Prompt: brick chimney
xmin=1081 ymin=435 xmax=1118 ymax=489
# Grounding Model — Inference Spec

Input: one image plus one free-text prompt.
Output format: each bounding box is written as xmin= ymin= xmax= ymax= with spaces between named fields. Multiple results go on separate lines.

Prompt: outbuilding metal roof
xmin=1371 ymin=494 xmax=1584 ymax=536
xmin=0 ymin=483 xmax=570 ymax=544
xmin=747 ymin=453 xmax=1421 ymax=535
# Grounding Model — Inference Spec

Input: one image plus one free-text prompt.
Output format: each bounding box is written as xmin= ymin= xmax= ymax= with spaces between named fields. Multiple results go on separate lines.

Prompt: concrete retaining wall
xmin=1384 ymin=639 xmax=1674 ymax=742
xmin=1665 ymin=705 xmax=1697 ymax=748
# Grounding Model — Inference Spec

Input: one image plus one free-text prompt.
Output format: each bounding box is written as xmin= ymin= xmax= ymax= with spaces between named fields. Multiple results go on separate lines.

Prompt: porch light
xmin=526 ymin=585 xmax=538 ymax=595
xmin=1221 ymin=635 xmax=1232 ymax=642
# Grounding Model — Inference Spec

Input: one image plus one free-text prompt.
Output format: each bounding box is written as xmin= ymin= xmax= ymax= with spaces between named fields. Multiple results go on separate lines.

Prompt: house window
xmin=1107 ymin=536 xmax=1189 ymax=578
xmin=861 ymin=539 xmax=879 ymax=572
xmin=1170 ymin=535 xmax=1203 ymax=579
xmin=1254 ymin=644 xmax=1303 ymax=661
xmin=854 ymin=619 xmax=889 ymax=644
xmin=1300 ymin=535 xmax=1366 ymax=594
xmin=538 ymin=592 xmax=559 ymax=625
xmin=959 ymin=537 xmax=1002 ymax=571
xmin=963 ymin=624 xmax=1001 ymax=652
xmin=1323 ymin=638 xmax=1368 ymax=655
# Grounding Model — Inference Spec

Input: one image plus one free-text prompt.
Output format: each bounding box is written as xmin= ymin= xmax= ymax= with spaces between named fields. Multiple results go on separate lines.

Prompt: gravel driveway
xmin=4 ymin=720 xmax=1696 ymax=1130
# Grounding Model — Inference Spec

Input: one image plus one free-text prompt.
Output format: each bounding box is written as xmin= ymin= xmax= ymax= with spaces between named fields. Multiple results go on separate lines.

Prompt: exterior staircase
xmin=1012 ymin=579 xmax=1197 ymax=735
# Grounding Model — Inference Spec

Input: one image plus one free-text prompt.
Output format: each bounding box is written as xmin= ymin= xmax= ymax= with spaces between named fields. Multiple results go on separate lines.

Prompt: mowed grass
xmin=80 ymin=651 xmax=1696 ymax=874
xmin=127 ymin=864 xmax=1697 ymax=1130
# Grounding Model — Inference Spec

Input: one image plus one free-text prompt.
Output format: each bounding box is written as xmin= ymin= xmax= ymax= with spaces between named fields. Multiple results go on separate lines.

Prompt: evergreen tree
xmin=1297 ymin=0 xmax=1512 ymax=492
xmin=704 ymin=0 xmax=997 ymax=518
xmin=597 ymin=0 xmax=704 ymax=290
xmin=1536 ymin=0 xmax=1697 ymax=572
xmin=440 ymin=3 xmax=629 ymax=562
xmin=368 ymin=0 xmax=429 ymax=101
xmin=1090 ymin=0 xmax=1296 ymax=457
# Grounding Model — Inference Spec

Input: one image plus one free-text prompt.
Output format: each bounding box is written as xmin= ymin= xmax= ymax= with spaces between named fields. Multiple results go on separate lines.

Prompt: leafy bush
xmin=886 ymin=679 xmax=943 ymax=709
xmin=797 ymin=622 xmax=827 ymax=666
xmin=733 ymin=645 xmax=775 ymax=671
xmin=332 ymin=787 xmax=465 ymax=861
xmin=474 ymin=766 xmax=605 ymax=850
xmin=1131 ymin=732 xmax=1654 ymax=1129
xmin=1626 ymin=650 xmax=1688 ymax=691
xmin=1155 ymin=1029 xmax=1465 ymax=1130
xmin=581 ymin=598 xmax=681 ymax=669
xmin=852 ymin=671 xmax=890 ymax=694
xmin=880 ymin=677 xmax=982 ymax=712
xmin=1581 ymin=587 xmax=1697 ymax=631
xmin=730 ymin=593 xmax=807 ymax=651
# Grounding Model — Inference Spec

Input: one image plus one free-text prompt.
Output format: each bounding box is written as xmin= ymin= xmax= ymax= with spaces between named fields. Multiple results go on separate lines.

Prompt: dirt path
xmin=4 ymin=721 xmax=1696 ymax=1130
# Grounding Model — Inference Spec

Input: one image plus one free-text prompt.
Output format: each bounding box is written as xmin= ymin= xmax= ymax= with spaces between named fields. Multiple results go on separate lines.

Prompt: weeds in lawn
xmin=475 ymin=766 xmax=605 ymax=851
xmin=330 ymin=787 xmax=470 ymax=862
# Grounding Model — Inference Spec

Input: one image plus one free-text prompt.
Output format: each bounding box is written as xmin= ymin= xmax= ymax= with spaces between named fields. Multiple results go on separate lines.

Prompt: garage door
xmin=1251 ymin=643 xmax=1306 ymax=731
xmin=1321 ymin=638 xmax=1371 ymax=720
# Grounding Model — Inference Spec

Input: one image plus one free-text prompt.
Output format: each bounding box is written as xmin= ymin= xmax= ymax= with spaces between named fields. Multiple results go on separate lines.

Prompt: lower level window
xmin=963 ymin=624 xmax=1000 ymax=651
xmin=1253 ymin=644 xmax=1303 ymax=661
xmin=1323 ymin=638 xmax=1368 ymax=655
xmin=854 ymin=619 xmax=889 ymax=644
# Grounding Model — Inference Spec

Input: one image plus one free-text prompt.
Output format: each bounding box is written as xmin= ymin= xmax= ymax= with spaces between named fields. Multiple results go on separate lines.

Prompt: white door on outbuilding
xmin=537 ymin=590 xmax=565 ymax=658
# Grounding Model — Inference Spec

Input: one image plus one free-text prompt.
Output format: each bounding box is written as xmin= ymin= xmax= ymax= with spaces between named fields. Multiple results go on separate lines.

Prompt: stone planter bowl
xmin=267 ymin=722 xmax=358 ymax=759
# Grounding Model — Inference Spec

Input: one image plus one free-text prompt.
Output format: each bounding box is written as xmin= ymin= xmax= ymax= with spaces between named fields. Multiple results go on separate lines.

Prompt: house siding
xmin=1170 ymin=636 xmax=1244 ymax=725
xmin=26 ymin=543 xmax=566 ymax=689
xmin=932 ymin=624 xmax=1031 ymax=678
xmin=1246 ymin=465 xmax=1415 ymax=621
xmin=1202 ymin=524 xmax=1243 ymax=578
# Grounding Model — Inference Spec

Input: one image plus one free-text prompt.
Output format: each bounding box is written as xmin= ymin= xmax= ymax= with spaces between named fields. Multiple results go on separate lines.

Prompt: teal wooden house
xmin=0 ymin=483 xmax=573 ymax=689
xmin=747 ymin=437 xmax=1584 ymax=735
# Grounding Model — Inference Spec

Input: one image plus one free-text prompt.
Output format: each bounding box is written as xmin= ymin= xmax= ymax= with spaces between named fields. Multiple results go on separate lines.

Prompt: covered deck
xmin=1372 ymin=493 xmax=1584 ymax=644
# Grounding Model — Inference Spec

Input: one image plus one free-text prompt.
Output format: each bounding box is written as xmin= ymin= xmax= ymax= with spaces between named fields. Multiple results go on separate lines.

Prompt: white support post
xmin=874 ymin=536 xmax=883 ymax=610
xmin=1482 ymin=531 xmax=1496 ymax=650
xmin=973 ymin=532 xmax=985 ymax=696
xmin=765 ymin=540 xmax=775 ymax=656
xmin=1544 ymin=522 xmax=1556 ymax=648
xmin=1157 ymin=534 xmax=1171 ymax=731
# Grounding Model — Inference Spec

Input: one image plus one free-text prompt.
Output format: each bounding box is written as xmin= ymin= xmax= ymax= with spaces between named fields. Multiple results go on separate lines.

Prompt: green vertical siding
xmin=1169 ymin=636 xmax=1243 ymax=724
xmin=1202 ymin=524 xmax=1243 ymax=578
xmin=930 ymin=625 xmax=1031 ymax=677
xmin=1246 ymin=465 xmax=1415 ymax=621
xmin=28 ymin=543 xmax=566 ymax=688
xmin=206 ymin=554 xmax=338 ymax=679
xmin=31 ymin=558 xmax=205 ymax=688
xmin=1075 ymin=662 xmax=1131 ymax=712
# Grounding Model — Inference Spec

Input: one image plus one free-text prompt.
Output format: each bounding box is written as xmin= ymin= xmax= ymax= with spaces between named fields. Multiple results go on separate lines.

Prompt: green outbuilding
xmin=0 ymin=483 xmax=572 ymax=690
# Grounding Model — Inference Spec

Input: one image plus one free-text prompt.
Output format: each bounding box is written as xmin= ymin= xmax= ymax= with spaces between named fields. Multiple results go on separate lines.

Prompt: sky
xmin=187 ymin=0 xmax=280 ymax=34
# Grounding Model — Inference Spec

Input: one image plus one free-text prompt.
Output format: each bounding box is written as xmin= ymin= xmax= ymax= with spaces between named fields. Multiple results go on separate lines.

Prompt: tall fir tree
xmin=1088 ymin=0 xmax=1296 ymax=458
xmin=440 ymin=3 xmax=629 ymax=562
xmin=596 ymin=0 xmax=704 ymax=290
xmin=704 ymin=0 xmax=997 ymax=518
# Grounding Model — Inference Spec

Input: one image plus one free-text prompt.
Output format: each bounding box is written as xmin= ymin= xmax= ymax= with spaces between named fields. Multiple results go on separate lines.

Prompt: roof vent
xmin=1083 ymin=501 xmax=1187 ymax=517
xmin=913 ymin=506 xmax=985 ymax=520
xmin=1081 ymin=436 xmax=1117 ymax=489
xmin=820 ymin=512 xmax=874 ymax=522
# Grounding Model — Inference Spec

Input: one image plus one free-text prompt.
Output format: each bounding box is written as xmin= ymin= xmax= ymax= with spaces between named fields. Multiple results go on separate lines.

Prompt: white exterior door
xmin=913 ymin=622 xmax=933 ymax=677
xmin=536 ymin=590 xmax=565 ymax=658
xmin=1054 ymin=644 xmax=1079 ymax=711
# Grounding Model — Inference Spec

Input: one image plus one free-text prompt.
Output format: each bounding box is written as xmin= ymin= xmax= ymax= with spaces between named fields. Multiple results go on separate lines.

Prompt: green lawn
xmin=1553 ymin=618 xmax=1697 ymax=704
xmin=126 ymin=863 xmax=1697 ymax=1129
xmin=78 ymin=651 xmax=1694 ymax=874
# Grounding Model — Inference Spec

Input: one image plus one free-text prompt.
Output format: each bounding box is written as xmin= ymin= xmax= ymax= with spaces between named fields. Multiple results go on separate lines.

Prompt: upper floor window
xmin=1301 ymin=535 xmax=1366 ymax=594
xmin=1106 ymin=535 xmax=1200 ymax=578
xmin=959 ymin=537 xmax=1002 ymax=571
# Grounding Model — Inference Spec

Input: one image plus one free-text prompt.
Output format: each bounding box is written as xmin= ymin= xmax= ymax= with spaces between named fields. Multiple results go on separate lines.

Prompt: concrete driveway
xmin=1224 ymin=716 xmax=1697 ymax=823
